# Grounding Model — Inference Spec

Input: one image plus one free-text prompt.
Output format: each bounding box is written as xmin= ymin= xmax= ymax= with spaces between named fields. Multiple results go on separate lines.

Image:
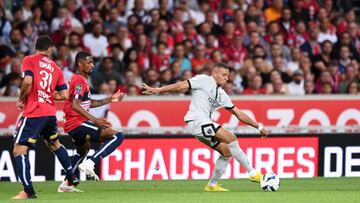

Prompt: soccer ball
xmin=260 ymin=173 xmax=280 ymax=192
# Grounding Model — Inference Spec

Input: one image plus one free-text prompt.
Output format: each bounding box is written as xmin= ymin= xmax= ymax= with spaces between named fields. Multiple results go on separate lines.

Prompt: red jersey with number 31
xmin=63 ymin=74 xmax=91 ymax=132
xmin=22 ymin=54 xmax=67 ymax=118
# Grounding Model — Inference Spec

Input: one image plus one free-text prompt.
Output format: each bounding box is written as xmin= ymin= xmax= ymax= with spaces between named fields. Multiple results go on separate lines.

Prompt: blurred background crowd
xmin=0 ymin=0 xmax=360 ymax=96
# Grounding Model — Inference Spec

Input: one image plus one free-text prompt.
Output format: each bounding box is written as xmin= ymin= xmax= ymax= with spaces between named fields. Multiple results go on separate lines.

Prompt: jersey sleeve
xmin=21 ymin=56 xmax=34 ymax=78
xmin=55 ymin=69 xmax=68 ymax=91
xmin=188 ymin=74 xmax=209 ymax=90
xmin=73 ymin=77 xmax=87 ymax=100
xmin=219 ymin=89 xmax=235 ymax=109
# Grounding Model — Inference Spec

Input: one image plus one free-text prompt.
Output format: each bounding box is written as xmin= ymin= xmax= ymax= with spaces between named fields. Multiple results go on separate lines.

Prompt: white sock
xmin=228 ymin=141 xmax=256 ymax=176
xmin=208 ymin=156 xmax=231 ymax=186
xmin=84 ymin=159 xmax=95 ymax=167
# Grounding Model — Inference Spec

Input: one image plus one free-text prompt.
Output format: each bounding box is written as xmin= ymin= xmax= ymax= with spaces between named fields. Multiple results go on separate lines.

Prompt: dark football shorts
xmin=68 ymin=120 xmax=102 ymax=146
xmin=13 ymin=116 xmax=59 ymax=148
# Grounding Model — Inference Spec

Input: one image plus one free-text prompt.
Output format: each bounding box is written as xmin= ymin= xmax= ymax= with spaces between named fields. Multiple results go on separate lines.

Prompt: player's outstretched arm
xmin=228 ymin=106 xmax=269 ymax=137
xmin=142 ymin=81 xmax=189 ymax=95
xmin=90 ymin=90 xmax=125 ymax=108
xmin=72 ymin=99 xmax=112 ymax=128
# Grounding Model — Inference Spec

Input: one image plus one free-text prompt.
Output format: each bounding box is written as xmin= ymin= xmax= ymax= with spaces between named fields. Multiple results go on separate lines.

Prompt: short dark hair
xmin=35 ymin=35 xmax=53 ymax=51
xmin=214 ymin=62 xmax=229 ymax=70
xmin=75 ymin=51 xmax=92 ymax=67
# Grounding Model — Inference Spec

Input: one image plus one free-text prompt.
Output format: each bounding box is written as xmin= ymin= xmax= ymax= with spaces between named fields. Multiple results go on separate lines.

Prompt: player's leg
xmin=79 ymin=127 xmax=124 ymax=180
xmin=214 ymin=127 xmax=262 ymax=182
xmin=58 ymin=127 xmax=90 ymax=193
xmin=42 ymin=116 xmax=79 ymax=186
xmin=208 ymin=142 xmax=232 ymax=186
xmin=11 ymin=117 xmax=38 ymax=199
xmin=187 ymin=120 xmax=230 ymax=191
xmin=71 ymin=142 xmax=90 ymax=179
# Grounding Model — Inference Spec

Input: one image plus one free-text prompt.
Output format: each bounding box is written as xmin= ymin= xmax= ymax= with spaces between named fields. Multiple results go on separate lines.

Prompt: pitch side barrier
xmin=0 ymin=133 xmax=359 ymax=182
xmin=0 ymin=95 xmax=359 ymax=135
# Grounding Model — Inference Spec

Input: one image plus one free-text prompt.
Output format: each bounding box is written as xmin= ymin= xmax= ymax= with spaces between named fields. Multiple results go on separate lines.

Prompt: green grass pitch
xmin=1 ymin=177 xmax=359 ymax=203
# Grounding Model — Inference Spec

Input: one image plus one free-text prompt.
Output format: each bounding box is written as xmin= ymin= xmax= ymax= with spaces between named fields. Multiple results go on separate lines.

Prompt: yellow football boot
xmin=249 ymin=171 xmax=263 ymax=183
xmin=204 ymin=183 xmax=229 ymax=192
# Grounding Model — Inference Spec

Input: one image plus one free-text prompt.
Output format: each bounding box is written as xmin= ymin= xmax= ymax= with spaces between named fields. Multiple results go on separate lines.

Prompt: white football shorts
xmin=185 ymin=119 xmax=222 ymax=148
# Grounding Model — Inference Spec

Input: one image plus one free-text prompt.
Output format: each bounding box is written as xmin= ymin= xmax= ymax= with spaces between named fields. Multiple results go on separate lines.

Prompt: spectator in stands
xmin=145 ymin=8 xmax=160 ymax=34
xmin=300 ymin=25 xmax=321 ymax=59
xmin=218 ymin=20 xmax=235 ymax=48
xmin=11 ymin=6 xmax=24 ymax=27
xmin=134 ymin=33 xmax=151 ymax=71
xmin=204 ymin=10 xmax=222 ymax=36
xmin=91 ymin=57 xmax=123 ymax=93
xmin=191 ymin=44 xmax=209 ymax=74
xmin=84 ymin=9 xmax=102 ymax=33
xmin=0 ymin=72 xmax=21 ymax=97
xmin=7 ymin=27 xmax=29 ymax=54
xmin=127 ymin=84 xmax=140 ymax=96
xmin=304 ymin=79 xmax=315 ymax=94
xmin=30 ymin=5 xmax=49 ymax=35
xmin=243 ymin=74 xmax=266 ymax=95
xmin=271 ymin=56 xmax=292 ymax=83
xmin=19 ymin=21 xmax=37 ymax=54
xmin=264 ymin=0 xmax=283 ymax=23
xmin=127 ymin=62 xmax=143 ymax=88
xmin=144 ymin=68 xmax=160 ymax=88
xmin=160 ymin=69 xmax=172 ymax=86
xmin=266 ymin=70 xmax=289 ymax=95
xmin=337 ymin=45 xmax=356 ymax=75
xmin=223 ymin=82 xmax=235 ymax=95
xmin=315 ymin=70 xmax=337 ymax=94
xmin=158 ymin=0 xmax=172 ymax=21
xmin=290 ymin=0 xmax=310 ymax=23
xmin=83 ymin=21 xmax=108 ymax=61
xmin=126 ymin=0 xmax=147 ymax=20
xmin=348 ymin=22 xmax=360 ymax=54
xmin=50 ymin=6 xmax=83 ymax=34
xmin=170 ymin=43 xmax=191 ymax=76
xmin=278 ymin=7 xmax=296 ymax=47
xmin=227 ymin=68 xmax=242 ymax=94
xmin=0 ymin=4 xmax=11 ymax=43
xmin=104 ymin=8 xmax=124 ymax=35
xmin=332 ymin=32 xmax=360 ymax=62
xmin=288 ymin=69 xmax=305 ymax=95
xmin=339 ymin=65 xmax=358 ymax=93
xmin=312 ymin=40 xmax=332 ymax=80
xmin=318 ymin=18 xmax=337 ymax=43
xmin=109 ymin=44 xmax=126 ymax=74
xmin=273 ymin=33 xmax=292 ymax=62
xmin=117 ymin=25 xmax=133 ymax=51
xmin=346 ymin=81 xmax=360 ymax=94
xmin=337 ymin=9 xmax=356 ymax=35
xmin=224 ymin=30 xmax=248 ymax=70
xmin=287 ymin=47 xmax=301 ymax=75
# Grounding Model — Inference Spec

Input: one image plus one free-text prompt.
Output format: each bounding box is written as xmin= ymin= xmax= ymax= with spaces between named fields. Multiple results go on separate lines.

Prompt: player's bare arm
xmin=228 ymin=106 xmax=269 ymax=137
xmin=142 ymin=80 xmax=189 ymax=95
xmin=72 ymin=99 xmax=111 ymax=128
xmin=53 ymin=90 xmax=69 ymax=101
xmin=17 ymin=76 xmax=33 ymax=111
xmin=90 ymin=90 xmax=125 ymax=108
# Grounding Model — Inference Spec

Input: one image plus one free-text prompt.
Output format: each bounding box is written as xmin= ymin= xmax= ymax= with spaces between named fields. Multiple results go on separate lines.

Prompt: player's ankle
xmin=249 ymin=170 xmax=257 ymax=177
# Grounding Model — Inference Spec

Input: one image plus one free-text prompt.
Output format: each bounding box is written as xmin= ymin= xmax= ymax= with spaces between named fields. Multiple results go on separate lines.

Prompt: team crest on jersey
xmin=75 ymin=84 xmax=82 ymax=93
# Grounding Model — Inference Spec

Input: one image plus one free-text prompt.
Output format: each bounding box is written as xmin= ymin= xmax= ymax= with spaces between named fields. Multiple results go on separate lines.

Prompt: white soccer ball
xmin=260 ymin=173 xmax=280 ymax=192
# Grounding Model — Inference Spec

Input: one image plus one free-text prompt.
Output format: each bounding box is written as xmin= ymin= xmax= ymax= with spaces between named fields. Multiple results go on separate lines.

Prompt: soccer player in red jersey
xmin=12 ymin=36 xmax=79 ymax=199
xmin=58 ymin=51 xmax=124 ymax=192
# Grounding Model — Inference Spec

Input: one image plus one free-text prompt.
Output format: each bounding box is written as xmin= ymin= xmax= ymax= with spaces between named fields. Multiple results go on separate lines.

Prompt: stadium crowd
xmin=0 ymin=0 xmax=360 ymax=96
